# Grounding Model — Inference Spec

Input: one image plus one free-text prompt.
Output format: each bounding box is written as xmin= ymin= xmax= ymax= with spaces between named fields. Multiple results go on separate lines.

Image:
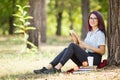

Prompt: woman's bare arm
xmin=80 ymin=41 xmax=105 ymax=55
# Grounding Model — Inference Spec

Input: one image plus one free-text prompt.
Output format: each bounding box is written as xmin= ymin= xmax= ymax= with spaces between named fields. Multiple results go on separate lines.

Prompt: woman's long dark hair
xmin=87 ymin=11 xmax=106 ymax=35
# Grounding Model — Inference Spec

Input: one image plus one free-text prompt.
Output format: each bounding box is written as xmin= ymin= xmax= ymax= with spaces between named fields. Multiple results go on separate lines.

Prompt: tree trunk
xmin=9 ymin=16 xmax=14 ymax=35
xmin=69 ymin=9 xmax=73 ymax=30
xmin=9 ymin=0 xmax=16 ymax=35
xmin=39 ymin=0 xmax=47 ymax=43
xmin=28 ymin=0 xmax=46 ymax=49
xmin=107 ymin=0 xmax=120 ymax=66
xmin=55 ymin=0 xmax=63 ymax=36
xmin=56 ymin=12 xmax=63 ymax=36
xmin=81 ymin=0 xmax=90 ymax=40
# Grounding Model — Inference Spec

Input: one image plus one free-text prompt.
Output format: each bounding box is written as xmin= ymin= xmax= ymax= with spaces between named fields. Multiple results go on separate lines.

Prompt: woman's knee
xmin=63 ymin=48 xmax=67 ymax=51
xmin=69 ymin=43 xmax=76 ymax=47
xmin=69 ymin=43 xmax=80 ymax=49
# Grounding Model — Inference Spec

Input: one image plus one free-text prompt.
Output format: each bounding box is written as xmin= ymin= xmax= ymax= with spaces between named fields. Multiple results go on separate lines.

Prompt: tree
xmin=81 ymin=0 xmax=90 ymax=40
xmin=0 ymin=0 xmax=27 ymax=35
xmin=55 ymin=0 xmax=63 ymax=36
xmin=28 ymin=0 xmax=46 ymax=49
xmin=107 ymin=0 xmax=120 ymax=66
xmin=9 ymin=0 xmax=16 ymax=35
xmin=68 ymin=9 xmax=73 ymax=30
xmin=0 ymin=0 xmax=15 ymax=35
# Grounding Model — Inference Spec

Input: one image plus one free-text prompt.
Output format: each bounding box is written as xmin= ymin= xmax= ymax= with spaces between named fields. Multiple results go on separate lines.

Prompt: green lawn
xmin=0 ymin=35 xmax=119 ymax=80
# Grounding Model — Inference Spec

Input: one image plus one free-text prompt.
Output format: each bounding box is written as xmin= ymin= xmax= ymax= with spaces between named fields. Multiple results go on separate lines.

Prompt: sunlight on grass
xmin=0 ymin=36 xmax=119 ymax=80
xmin=0 ymin=35 xmax=72 ymax=79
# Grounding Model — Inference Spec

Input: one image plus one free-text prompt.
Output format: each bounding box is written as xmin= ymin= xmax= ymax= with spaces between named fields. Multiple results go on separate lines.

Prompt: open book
xmin=69 ymin=30 xmax=81 ymax=45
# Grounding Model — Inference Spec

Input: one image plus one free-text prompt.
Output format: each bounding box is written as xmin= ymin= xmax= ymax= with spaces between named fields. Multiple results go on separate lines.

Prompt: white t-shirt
xmin=84 ymin=28 xmax=106 ymax=53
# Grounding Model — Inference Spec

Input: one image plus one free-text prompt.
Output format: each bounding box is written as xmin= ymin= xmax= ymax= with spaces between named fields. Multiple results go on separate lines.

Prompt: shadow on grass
xmin=18 ymin=72 xmax=68 ymax=80
xmin=1 ymin=67 xmax=120 ymax=80
xmin=0 ymin=73 xmax=47 ymax=80
xmin=0 ymin=72 xmax=61 ymax=80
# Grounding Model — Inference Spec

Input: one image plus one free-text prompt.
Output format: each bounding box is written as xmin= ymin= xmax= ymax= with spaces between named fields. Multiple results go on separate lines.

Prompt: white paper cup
xmin=87 ymin=56 xmax=94 ymax=66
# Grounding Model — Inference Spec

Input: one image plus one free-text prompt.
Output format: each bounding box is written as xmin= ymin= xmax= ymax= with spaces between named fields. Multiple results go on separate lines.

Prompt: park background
xmin=0 ymin=0 xmax=120 ymax=80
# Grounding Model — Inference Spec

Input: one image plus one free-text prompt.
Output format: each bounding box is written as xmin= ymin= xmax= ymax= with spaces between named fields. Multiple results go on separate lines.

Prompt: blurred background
xmin=0 ymin=0 xmax=108 ymax=42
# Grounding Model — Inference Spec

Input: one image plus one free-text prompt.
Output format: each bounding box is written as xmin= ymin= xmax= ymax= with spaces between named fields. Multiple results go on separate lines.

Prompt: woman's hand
xmin=70 ymin=30 xmax=79 ymax=44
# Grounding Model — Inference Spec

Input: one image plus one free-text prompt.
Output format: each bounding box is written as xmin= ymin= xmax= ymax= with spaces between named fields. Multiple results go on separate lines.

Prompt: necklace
xmin=90 ymin=28 xmax=99 ymax=37
xmin=90 ymin=31 xmax=94 ymax=37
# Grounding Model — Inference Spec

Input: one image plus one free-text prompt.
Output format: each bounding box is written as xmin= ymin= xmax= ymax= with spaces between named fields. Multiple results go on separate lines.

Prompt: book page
xmin=69 ymin=30 xmax=81 ymax=45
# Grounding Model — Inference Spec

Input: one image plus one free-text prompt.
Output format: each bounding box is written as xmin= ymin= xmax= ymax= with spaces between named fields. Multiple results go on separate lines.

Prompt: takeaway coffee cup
xmin=87 ymin=56 xmax=94 ymax=66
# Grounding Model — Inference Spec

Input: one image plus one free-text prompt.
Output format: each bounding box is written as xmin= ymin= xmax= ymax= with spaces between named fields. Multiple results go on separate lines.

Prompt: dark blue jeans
xmin=50 ymin=43 xmax=102 ymax=67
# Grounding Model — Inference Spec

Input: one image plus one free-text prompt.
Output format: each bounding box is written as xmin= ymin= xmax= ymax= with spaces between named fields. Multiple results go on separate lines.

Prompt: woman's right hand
xmin=70 ymin=30 xmax=79 ymax=44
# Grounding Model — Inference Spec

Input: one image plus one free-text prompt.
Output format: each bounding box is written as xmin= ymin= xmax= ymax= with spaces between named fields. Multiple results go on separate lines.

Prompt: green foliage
xmin=0 ymin=0 xmax=28 ymax=35
xmin=13 ymin=5 xmax=37 ymax=54
xmin=90 ymin=0 xmax=108 ymax=20
xmin=0 ymin=0 xmax=13 ymax=34
xmin=47 ymin=0 xmax=82 ymax=36
xmin=13 ymin=5 xmax=35 ymax=33
xmin=0 ymin=0 xmax=108 ymax=36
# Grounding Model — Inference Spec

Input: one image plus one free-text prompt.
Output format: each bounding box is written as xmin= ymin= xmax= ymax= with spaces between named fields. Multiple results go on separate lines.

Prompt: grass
xmin=0 ymin=35 xmax=120 ymax=80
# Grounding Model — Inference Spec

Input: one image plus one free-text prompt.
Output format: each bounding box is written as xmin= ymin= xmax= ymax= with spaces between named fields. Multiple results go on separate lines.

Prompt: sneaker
xmin=44 ymin=68 xmax=61 ymax=74
xmin=34 ymin=67 xmax=48 ymax=74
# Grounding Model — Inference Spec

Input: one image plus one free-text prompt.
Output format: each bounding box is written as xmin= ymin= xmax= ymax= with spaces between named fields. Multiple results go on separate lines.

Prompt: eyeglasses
xmin=89 ymin=17 xmax=97 ymax=21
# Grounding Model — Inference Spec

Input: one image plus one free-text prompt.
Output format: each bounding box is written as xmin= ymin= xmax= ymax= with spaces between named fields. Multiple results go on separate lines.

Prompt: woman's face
xmin=89 ymin=14 xmax=98 ymax=28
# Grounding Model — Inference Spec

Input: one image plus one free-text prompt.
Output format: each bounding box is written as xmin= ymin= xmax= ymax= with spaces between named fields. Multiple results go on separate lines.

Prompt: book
xmin=69 ymin=30 xmax=80 ymax=45
xmin=73 ymin=66 xmax=97 ymax=74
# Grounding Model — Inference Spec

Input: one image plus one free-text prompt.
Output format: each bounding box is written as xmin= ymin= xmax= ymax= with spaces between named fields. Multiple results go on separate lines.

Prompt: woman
xmin=34 ymin=11 xmax=106 ymax=74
